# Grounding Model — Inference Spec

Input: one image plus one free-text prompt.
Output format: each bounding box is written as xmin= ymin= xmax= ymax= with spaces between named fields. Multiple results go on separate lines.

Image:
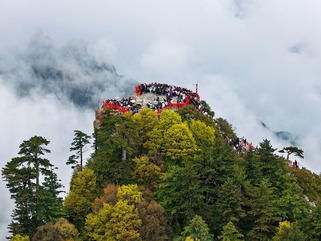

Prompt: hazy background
xmin=1 ymin=0 xmax=321 ymax=238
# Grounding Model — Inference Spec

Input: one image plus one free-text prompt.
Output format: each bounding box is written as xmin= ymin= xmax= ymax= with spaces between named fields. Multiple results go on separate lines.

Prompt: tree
xmin=31 ymin=218 xmax=79 ymax=241
xmin=273 ymin=176 xmax=310 ymax=223
xmin=89 ymin=112 xmax=137 ymax=186
xmin=176 ymin=104 xmax=215 ymax=128
xmin=215 ymin=177 xmax=246 ymax=230
xmin=188 ymin=119 xmax=215 ymax=150
xmin=272 ymin=221 xmax=304 ymax=241
xmin=132 ymin=155 xmax=162 ymax=189
xmin=180 ymin=215 xmax=213 ymax=241
xmin=215 ymin=118 xmax=236 ymax=138
xmin=144 ymin=110 xmax=182 ymax=160
xmin=37 ymin=167 xmax=64 ymax=223
xmin=162 ymin=123 xmax=197 ymax=164
xmin=64 ymin=168 xmax=97 ymax=232
xmin=156 ymin=164 xmax=204 ymax=232
xmin=218 ymin=221 xmax=244 ymax=241
xmin=279 ymin=146 xmax=304 ymax=161
xmin=132 ymin=108 xmax=159 ymax=153
xmin=137 ymin=200 xmax=171 ymax=241
xmin=11 ymin=235 xmax=30 ymax=241
xmin=31 ymin=223 xmax=63 ymax=241
xmin=53 ymin=218 xmax=79 ymax=241
xmin=85 ymin=184 xmax=143 ymax=241
xmin=67 ymin=130 xmax=91 ymax=171
xmin=2 ymin=136 xmax=63 ymax=237
xmin=300 ymin=202 xmax=321 ymax=241
xmin=246 ymin=179 xmax=279 ymax=241
xmin=85 ymin=201 xmax=142 ymax=241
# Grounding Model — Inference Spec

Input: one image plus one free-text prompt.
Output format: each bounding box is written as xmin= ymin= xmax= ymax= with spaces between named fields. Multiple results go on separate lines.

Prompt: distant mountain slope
xmin=260 ymin=121 xmax=298 ymax=145
xmin=0 ymin=32 xmax=137 ymax=109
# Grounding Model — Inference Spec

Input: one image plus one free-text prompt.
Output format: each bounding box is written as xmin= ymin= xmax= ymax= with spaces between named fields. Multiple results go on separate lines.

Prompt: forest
xmin=3 ymin=102 xmax=321 ymax=241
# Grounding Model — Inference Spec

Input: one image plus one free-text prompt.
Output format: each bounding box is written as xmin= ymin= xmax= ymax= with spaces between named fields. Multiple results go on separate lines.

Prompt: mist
xmin=1 ymin=0 xmax=321 ymax=238
xmin=0 ymin=33 xmax=137 ymax=238
xmin=0 ymin=31 xmax=137 ymax=109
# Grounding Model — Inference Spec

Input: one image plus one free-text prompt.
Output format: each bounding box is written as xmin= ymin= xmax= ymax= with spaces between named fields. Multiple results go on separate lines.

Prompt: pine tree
xmin=246 ymin=179 xmax=279 ymax=240
xmin=218 ymin=221 xmax=244 ymax=241
xmin=180 ymin=215 xmax=213 ymax=241
xmin=279 ymin=146 xmax=304 ymax=161
xmin=156 ymin=164 xmax=204 ymax=232
xmin=67 ymin=130 xmax=91 ymax=171
xmin=272 ymin=221 xmax=305 ymax=241
xmin=2 ymin=136 xmax=63 ymax=237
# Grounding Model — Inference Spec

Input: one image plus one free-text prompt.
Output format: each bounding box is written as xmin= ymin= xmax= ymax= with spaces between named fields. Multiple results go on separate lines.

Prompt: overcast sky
xmin=1 ymin=0 xmax=321 ymax=238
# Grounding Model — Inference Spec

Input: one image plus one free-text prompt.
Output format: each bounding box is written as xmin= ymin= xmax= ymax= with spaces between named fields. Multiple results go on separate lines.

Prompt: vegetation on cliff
xmin=3 ymin=99 xmax=321 ymax=241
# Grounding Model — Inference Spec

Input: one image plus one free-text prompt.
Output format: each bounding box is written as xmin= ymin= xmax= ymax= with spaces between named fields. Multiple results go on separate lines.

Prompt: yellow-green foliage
xmin=85 ymin=200 xmax=142 ymax=241
xmin=272 ymin=221 xmax=304 ymax=241
xmin=163 ymin=122 xmax=196 ymax=161
xmin=218 ymin=221 xmax=244 ymax=241
xmin=132 ymin=155 xmax=162 ymax=186
xmin=117 ymin=184 xmax=142 ymax=205
xmin=145 ymin=110 xmax=182 ymax=153
xmin=64 ymin=168 xmax=97 ymax=230
xmin=11 ymin=234 xmax=30 ymax=241
xmin=54 ymin=218 xmax=79 ymax=241
xmin=188 ymin=119 xmax=215 ymax=148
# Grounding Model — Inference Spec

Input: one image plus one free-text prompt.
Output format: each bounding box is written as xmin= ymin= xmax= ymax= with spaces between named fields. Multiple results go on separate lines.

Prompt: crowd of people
xmin=102 ymin=82 xmax=208 ymax=115
xmin=226 ymin=137 xmax=254 ymax=153
xmin=99 ymin=83 xmax=303 ymax=169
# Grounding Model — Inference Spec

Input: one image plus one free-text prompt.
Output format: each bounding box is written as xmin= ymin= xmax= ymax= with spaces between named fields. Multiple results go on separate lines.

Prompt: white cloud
xmin=140 ymin=37 xmax=196 ymax=73
xmin=1 ymin=0 xmax=321 ymax=237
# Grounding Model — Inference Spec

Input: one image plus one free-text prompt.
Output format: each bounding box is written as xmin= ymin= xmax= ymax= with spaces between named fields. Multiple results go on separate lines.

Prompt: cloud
xmin=0 ymin=31 xmax=137 ymax=109
xmin=1 ymin=0 xmax=321 ymax=237
xmin=0 ymin=32 xmax=138 ymax=238
xmin=140 ymin=37 xmax=197 ymax=75
xmin=0 ymin=83 xmax=94 ymax=238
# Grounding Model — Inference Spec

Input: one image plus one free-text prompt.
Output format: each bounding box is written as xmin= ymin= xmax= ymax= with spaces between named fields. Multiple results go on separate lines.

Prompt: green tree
xmin=279 ymin=146 xmax=304 ymax=161
xmin=156 ymin=164 xmax=204 ymax=232
xmin=2 ymin=136 xmax=63 ymax=237
xmin=67 ymin=130 xmax=91 ymax=171
xmin=176 ymin=104 xmax=215 ymax=128
xmin=64 ymin=168 xmax=97 ymax=231
xmin=273 ymin=176 xmax=310 ymax=223
xmin=89 ymin=112 xmax=137 ymax=186
xmin=272 ymin=221 xmax=304 ymax=241
xmin=300 ymin=202 xmax=321 ymax=241
xmin=218 ymin=221 xmax=244 ymax=241
xmin=180 ymin=215 xmax=213 ymax=241
xmin=38 ymin=167 xmax=64 ymax=222
xmin=246 ymin=178 xmax=279 ymax=241
xmin=215 ymin=177 xmax=246 ymax=230
xmin=215 ymin=118 xmax=236 ymax=138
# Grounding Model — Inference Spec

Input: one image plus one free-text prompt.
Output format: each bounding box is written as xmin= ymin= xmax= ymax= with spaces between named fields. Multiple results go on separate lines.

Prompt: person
xmin=292 ymin=160 xmax=299 ymax=169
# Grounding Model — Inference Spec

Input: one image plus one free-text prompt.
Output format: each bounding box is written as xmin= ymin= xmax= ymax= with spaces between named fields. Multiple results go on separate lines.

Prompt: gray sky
xmin=1 ymin=0 xmax=321 ymax=238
